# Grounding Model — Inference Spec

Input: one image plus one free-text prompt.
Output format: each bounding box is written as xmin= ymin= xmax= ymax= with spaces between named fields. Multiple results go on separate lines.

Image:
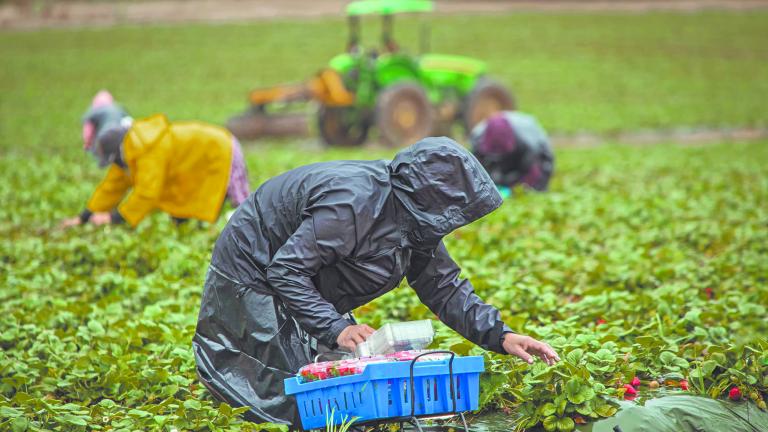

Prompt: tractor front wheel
xmin=317 ymin=106 xmax=370 ymax=147
xmin=376 ymin=83 xmax=434 ymax=147
xmin=463 ymin=78 xmax=515 ymax=133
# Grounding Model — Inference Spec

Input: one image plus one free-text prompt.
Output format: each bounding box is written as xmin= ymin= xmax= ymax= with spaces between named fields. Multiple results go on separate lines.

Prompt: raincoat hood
xmin=389 ymin=137 xmax=503 ymax=246
xmin=94 ymin=126 xmax=128 ymax=168
xmin=123 ymin=113 xmax=170 ymax=159
xmin=82 ymin=104 xmax=131 ymax=156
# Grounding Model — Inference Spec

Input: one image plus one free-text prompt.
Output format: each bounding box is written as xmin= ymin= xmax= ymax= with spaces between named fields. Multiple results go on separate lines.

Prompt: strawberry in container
xmin=386 ymin=350 xmax=450 ymax=362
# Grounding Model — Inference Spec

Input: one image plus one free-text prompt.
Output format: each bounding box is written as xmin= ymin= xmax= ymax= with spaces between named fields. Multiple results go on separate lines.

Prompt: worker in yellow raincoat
xmin=61 ymin=113 xmax=251 ymax=228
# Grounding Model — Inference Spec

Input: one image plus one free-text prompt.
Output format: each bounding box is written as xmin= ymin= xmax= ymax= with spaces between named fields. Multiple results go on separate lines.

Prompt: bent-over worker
xmin=61 ymin=113 xmax=250 ymax=228
xmin=192 ymin=137 xmax=559 ymax=425
xmin=470 ymin=111 xmax=554 ymax=194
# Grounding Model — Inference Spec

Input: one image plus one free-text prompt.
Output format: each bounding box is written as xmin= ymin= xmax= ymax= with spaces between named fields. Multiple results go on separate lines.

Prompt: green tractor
xmin=227 ymin=0 xmax=514 ymax=147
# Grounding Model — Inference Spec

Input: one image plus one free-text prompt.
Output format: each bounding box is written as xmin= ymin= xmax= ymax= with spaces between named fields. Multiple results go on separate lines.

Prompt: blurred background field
xmin=1 ymin=2 xmax=768 ymax=431
xmin=2 ymin=10 xmax=768 ymax=153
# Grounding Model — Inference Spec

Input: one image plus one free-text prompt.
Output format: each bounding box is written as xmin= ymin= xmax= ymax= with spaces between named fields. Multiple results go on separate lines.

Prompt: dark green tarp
xmin=580 ymin=395 xmax=768 ymax=432
xmin=465 ymin=395 xmax=768 ymax=432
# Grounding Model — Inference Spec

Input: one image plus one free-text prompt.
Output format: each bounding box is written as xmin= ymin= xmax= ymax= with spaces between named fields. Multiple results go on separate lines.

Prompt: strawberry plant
xmin=2 ymin=13 xmax=768 ymax=428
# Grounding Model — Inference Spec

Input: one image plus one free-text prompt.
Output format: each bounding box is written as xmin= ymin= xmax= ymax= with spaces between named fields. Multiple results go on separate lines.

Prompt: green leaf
xmin=556 ymin=397 xmax=567 ymax=416
xmin=635 ymin=335 xmax=660 ymax=347
xmin=450 ymin=342 xmax=473 ymax=356
xmin=566 ymin=348 xmax=584 ymax=365
xmin=565 ymin=378 xmax=595 ymax=404
xmin=595 ymin=403 xmax=618 ymax=417
xmin=127 ymin=409 xmax=151 ymax=418
xmin=11 ymin=417 xmax=29 ymax=432
xmin=683 ymin=308 xmax=702 ymax=324
xmin=659 ymin=351 xmax=677 ymax=365
xmin=662 ymin=372 xmax=685 ymax=381
xmin=87 ymin=320 xmax=105 ymax=336
xmin=556 ymin=417 xmax=576 ymax=432
xmin=591 ymin=349 xmax=616 ymax=363
xmin=565 ymin=378 xmax=583 ymax=396
xmin=690 ymin=360 xmax=717 ymax=379
xmin=219 ymin=403 xmax=232 ymax=417
xmin=183 ymin=399 xmax=202 ymax=410
xmin=543 ymin=415 xmax=558 ymax=432
xmin=1 ymin=407 xmax=22 ymax=418
xmin=56 ymin=414 xmax=88 ymax=426
xmin=576 ymin=402 xmax=594 ymax=416
xmin=580 ymin=386 xmax=597 ymax=403
xmin=97 ymin=399 xmax=117 ymax=409
xmin=541 ymin=402 xmax=556 ymax=416
xmin=259 ymin=424 xmax=290 ymax=432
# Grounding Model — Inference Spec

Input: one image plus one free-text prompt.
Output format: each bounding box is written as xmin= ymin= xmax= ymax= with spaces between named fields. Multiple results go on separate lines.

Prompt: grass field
xmin=2 ymin=10 xmax=768 ymax=153
xmin=1 ymin=9 xmax=768 ymax=432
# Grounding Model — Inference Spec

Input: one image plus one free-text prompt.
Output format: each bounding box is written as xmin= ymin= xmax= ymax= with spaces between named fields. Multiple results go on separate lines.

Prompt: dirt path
xmin=3 ymin=0 xmax=768 ymax=30
xmin=550 ymin=126 xmax=768 ymax=148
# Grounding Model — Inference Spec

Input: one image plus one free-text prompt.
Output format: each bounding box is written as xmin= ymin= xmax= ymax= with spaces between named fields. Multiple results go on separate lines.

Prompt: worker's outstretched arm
xmin=117 ymin=147 xmax=166 ymax=227
xmin=61 ymin=165 xmax=131 ymax=227
xmin=408 ymin=241 xmax=559 ymax=364
xmin=87 ymin=164 xmax=132 ymax=213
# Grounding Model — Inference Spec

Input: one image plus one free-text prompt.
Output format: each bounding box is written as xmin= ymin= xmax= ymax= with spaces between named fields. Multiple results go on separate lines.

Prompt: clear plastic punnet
xmin=355 ymin=319 xmax=434 ymax=357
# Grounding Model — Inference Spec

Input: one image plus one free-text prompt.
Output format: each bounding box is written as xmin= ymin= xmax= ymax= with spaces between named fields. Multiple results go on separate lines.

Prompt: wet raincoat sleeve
xmin=117 ymin=145 xmax=168 ymax=227
xmin=86 ymin=164 xmax=132 ymax=212
xmin=407 ymin=241 xmax=512 ymax=354
xmin=265 ymin=194 xmax=360 ymax=348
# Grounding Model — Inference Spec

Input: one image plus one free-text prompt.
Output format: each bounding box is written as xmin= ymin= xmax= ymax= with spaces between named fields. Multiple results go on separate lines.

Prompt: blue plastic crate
xmin=284 ymin=355 xmax=484 ymax=430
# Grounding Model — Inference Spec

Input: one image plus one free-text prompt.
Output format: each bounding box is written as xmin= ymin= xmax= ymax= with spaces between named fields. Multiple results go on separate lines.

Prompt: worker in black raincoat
xmin=192 ymin=137 xmax=560 ymax=426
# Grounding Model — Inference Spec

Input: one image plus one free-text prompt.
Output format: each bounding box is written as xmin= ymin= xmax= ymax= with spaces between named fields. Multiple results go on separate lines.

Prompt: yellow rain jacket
xmin=87 ymin=114 xmax=233 ymax=227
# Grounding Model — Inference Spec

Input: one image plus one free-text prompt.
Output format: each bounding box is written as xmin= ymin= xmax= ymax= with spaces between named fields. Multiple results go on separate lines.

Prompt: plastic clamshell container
xmin=356 ymin=320 xmax=434 ymax=357
xmin=284 ymin=355 xmax=484 ymax=430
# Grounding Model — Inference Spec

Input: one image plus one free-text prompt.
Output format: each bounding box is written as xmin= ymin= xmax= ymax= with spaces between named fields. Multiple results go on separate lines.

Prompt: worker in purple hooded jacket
xmin=470 ymin=111 xmax=554 ymax=196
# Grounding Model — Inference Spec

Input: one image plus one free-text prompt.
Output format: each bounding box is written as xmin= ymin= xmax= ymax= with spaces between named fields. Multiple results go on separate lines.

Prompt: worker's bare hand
xmin=503 ymin=333 xmax=560 ymax=366
xmin=90 ymin=212 xmax=112 ymax=225
xmin=336 ymin=324 xmax=376 ymax=352
xmin=59 ymin=216 xmax=82 ymax=229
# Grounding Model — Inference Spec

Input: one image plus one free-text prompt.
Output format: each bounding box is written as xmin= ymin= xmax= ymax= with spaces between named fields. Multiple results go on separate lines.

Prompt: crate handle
xmin=408 ymin=350 xmax=457 ymax=418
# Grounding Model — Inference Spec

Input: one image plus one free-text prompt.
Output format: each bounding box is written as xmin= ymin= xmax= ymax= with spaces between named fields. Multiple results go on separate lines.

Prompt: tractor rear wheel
xmin=317 ymin=106 xmax=370 ymax=147
xmin=463 ymin=78 xmax=515 ymax=132
xmin=375 ymin=83 xmax=434 ymax=147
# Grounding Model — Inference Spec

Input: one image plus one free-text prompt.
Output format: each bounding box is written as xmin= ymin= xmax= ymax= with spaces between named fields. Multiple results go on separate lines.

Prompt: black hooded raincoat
xmin=193 ymin=137 xmax=513 ymax=426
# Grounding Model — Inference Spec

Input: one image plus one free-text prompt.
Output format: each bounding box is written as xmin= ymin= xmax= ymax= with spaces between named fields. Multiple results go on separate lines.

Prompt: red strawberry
xmin=704 ymin=287 xmax=714 ymax=299
xmin=680 ymin=380 xmax=689 ymax=391
xmin=623 ymin=384 xmax=637 ymax=399
xmin=596 ymin=318 xmax=607 ymax=326
xmin=729 ymin=387 xmax=742 ymax=401
xmin=631 ymin=377 xmax=641 ymax=387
